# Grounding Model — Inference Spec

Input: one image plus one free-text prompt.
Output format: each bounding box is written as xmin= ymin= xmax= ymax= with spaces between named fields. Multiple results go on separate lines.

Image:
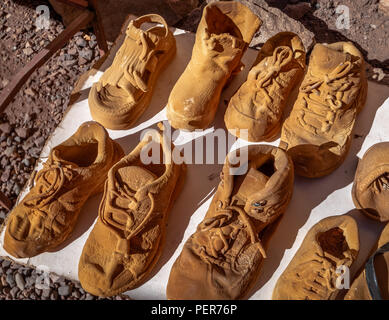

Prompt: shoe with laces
xmin=3 ymin=121 xmax=124 ymax=258
xmin=225 ymin=32 xmax=306 ymax=142
xmin=273 ymin=215 xmax=359 ymax=300
xmin=166 ymin=1 xmax=261 ymax=131
xmin=166 ymin=144 xmax=294 ymax=300
xmin=89 ymin=14 xmax=176 ymax=130
xmin=280 ymin=42 xmax=368 ymax=178
xmin=78 ymin=130 xmax=186 ymax=297
xmin=352 ymin=142 xmax=389 ymax=222
xmin=345 ymin=222 xmax=389 ymax=300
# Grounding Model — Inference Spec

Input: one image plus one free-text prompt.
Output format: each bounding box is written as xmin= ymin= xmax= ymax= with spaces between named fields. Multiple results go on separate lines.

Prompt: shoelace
xmin=300 ymin=248 xmax=352 ymax=300
xmin=196 ymin=200 xmax=267 ymax=271
xmin=100 ymin=180 xmax=155 ymax=261
xmin=297 ymin=61 xmax=354 ymax=134
xmin=122 ymin=25 xmax=157 ymax=94
xmin=23 ymin=161 xmax=76 ymax=217
xmin=373 ymin=173 xmax=389 ymax=193
xmin=247 ymin=46 xmax=293 ymax=120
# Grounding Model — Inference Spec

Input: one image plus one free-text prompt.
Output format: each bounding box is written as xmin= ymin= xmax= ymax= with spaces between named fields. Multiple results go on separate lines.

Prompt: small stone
xmin=10 ymin=286 xmax=19 ymax=298
xmin=1 ymin=78 xmax=9 ymax=87
xmin=42 ymin=288 xmax=51 ymax=298
xmin=67 ymin=47 xmax=77 ymax=55
xmin=89 ymin=39 xmax=97 ymax=49
xmin=6 ymin=273 xmax=15 ymax=287
xmin=85 ymin=293 xmax=94 ymax=300
xmin=2 ymin=260 xmax=11 ymax=268
xmin=1 ymin=274 xmax=8 ymax=287
xmin=15 ymin=127 xmax=30 ymax=139
xmin=58 ymin=285 xmax=71 ymax=296
xmin=76 ymin=37 xmax=87 ymax=47
xmin=15 ymin=273 xmax=25 ymax=291
xmin=25 ymin=276 xmax=36 ymax=287
xmin=21 ymin=159 xmax=31 ymax=167
xmin=64 ymin=59 xmax=77 ymax=67
xmin=4 ymin=146 xmax=16 ymax=157
xmin=50 ymin=291 xmax=59 ymax=300
xmin=78 ymin=57 xmax=88 ymax=65
xmin=13 ymin=183 xmax=21 ymax=195
xmin=72 ymin=290 xmax=81 ymax=298
xmin=34 ymin=136 xmax=45 ymax=147
xmin=23 ymin=48 xmax=34 ymax=56
xmin=79 ymin=48 xmax=93 ymax=61
xmin=0 ymin=122 xmax=11 ymax=134
xmin=24 ymin=88 xmax=35 ymax=96
xmin=29 ymin=147 xmax=41 ymax=158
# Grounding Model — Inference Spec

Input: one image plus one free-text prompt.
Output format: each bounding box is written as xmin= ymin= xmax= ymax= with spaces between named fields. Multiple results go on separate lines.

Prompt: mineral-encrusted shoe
xmin=89 ymin=14 xmax=176 ymax=130
xmin=166 ymin=1 xmax=261 ymax=131
xmin=272 ymin=215 xmax=359 ymax=300
xmin=3 ymin=121 xmax=124 ymax=258
xmin=352 ymin=142 xmax=389 ymax=222
xmin=166 ymin=144 xmax=294 ymax=300
xmin=78 ymin=130 xmax=186 ymax=297
xmin=225 ymin=32 xmax=306 ymax=142
xmin=345 ymin=222 xmax=389 ymax=300
xmin=280 ymin=42 xmax=368 ymax=178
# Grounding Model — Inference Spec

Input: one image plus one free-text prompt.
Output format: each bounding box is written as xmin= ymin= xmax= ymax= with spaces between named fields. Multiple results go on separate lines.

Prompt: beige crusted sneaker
xmin=352 ymin=142 xmax=389 ymax=222
xmin=78 ymin=130 xmax=186 ymax=297
xmin=273 ymin=215 xmax=359 ymax=300
xmin=89 ymin=14 xmax=176 ymax=130
xmin=166 ymin=1 xmax=261 ymax=131
xmin=280 ymin=42 xmax=368 ymax=178
xmin=224 ymin=32 xmax=306 ymax=142
xmin=3 ymin=122 xmax=124 ymax=258
xmin=167 ymin=145 xmax=294 ymax=300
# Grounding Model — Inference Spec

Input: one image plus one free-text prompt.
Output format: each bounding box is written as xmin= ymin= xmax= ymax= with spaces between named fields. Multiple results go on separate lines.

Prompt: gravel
xmin=0 ymin=0 xmax=129 ymax=301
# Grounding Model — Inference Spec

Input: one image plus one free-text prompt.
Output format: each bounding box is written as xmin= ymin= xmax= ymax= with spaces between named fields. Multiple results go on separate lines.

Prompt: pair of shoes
xmin=166 ymin=2 xmax=305 ymax=137
xmin=227 ymin=41 xmax=367 ymax=178
xmin=167 ymin=144 xmax=294 ymax=300
xmin=273 ymin=143 xmax=389 ymax=300
xmin=3 ymin=121 xmax=186 ymax=297
xmin=89 ymin=1 xmax=262 ymax=131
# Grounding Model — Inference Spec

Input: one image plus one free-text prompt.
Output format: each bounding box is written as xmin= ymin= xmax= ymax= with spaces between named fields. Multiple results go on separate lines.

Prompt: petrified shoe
xmin=224 ymin=32 xmax=306 ymax=142
xmin=273 ymin=215 xmax=359 ymax=300
xmin=89 ymin=14 xmax=176 ymax=130
xmin=352 ymin=142 xmax=389 ymax=222
xmin=280 ymin=42 xmax=368 ymax=178
xmin=166 ymin=1 xmax=261 ymax=131
xmin=345 ymin=222 xmax=389 ymax=300
xmin=3 ymin=122 xmax=124 ymax=258
xmin=78 ymin=130 xmax=186 ymax=297
xmin=166 ymin=144 xmax=294 ymax=300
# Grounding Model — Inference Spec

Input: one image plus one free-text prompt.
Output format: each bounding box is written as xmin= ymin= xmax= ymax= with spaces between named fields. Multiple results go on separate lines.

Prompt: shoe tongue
xmin=236 ymin=167 xmax=269 ymax=201
xmin=111 ymin=166 xmax=157 ymax=226
xmin=116 ymin=166 xmax=157 ymax=192
xmin=311 ymin=44 xmax=347 ymax=73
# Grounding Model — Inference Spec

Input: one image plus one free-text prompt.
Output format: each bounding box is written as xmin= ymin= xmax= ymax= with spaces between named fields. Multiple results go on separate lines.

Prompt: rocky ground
xmin=0 ymin=0 xmax=388 ymax=300
xmin=0 ymin=0 xmax=124 ymax=300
